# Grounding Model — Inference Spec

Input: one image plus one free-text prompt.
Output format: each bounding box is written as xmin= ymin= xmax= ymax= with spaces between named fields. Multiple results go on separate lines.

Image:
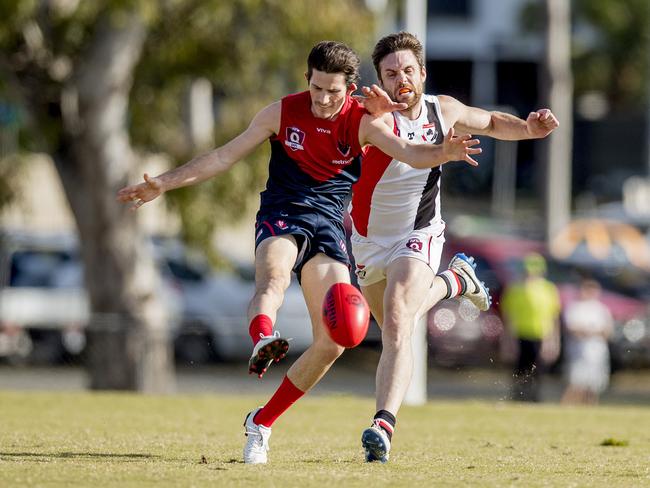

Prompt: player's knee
xmin=256 ymin=275 xmax=291 ymax=301
xmin=383 ymin=305 xmax=416 ymax=333
xmin=313 ymin=336 xmax=345 ymax=362
xmin=381 ymin=319 xmax=412 ymax=350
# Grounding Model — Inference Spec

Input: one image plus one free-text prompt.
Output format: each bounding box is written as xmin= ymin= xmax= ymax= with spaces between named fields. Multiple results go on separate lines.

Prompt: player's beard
xmin=401 ymin=83 xmax=423 ymax=111
xmin=391 ymin=82 xmax=424 ymax=112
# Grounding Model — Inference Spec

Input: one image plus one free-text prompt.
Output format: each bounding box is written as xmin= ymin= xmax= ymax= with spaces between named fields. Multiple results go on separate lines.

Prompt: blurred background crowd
xmin=0 ymin=0 xmax=648 ymax=404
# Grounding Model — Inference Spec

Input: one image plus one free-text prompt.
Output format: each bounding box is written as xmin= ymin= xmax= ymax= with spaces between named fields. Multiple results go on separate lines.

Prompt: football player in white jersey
xmin=352 ymin=32 xmax=559 ymax=463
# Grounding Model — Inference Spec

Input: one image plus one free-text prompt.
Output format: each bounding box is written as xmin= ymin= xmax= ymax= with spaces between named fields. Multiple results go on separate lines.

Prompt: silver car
xmin=153 ymin=237 xmax=314 ymax=363
xmin=0 ymin=231 xmax=182 ymax=363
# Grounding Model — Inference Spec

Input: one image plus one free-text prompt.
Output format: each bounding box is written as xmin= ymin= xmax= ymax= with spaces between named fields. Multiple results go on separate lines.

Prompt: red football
xmin=322 ymin=282 xmax=370 ymax=348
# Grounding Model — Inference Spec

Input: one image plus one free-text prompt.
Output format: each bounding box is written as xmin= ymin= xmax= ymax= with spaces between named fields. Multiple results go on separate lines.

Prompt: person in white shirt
xmin=561 ymin=279 xmax=614 ymax=405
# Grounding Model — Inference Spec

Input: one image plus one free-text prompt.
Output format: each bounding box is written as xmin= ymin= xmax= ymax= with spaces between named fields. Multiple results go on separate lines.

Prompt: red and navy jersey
xmin=260 ymin=91 xmax=366 ymax=221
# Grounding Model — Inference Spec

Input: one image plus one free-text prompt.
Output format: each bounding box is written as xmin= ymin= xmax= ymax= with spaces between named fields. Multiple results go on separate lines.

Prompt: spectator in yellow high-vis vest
xmin=502 ymin=253 xmax=561 ymax=402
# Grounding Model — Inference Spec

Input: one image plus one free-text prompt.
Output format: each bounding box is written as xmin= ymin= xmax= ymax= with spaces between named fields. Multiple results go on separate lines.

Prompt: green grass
xmin=1 ymin=391 xmax=649 ymax=487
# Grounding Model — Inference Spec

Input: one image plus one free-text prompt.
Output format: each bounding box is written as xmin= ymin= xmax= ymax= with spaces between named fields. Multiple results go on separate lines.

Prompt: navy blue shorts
xmin=255 ymin=206 xmax=350 ymax=280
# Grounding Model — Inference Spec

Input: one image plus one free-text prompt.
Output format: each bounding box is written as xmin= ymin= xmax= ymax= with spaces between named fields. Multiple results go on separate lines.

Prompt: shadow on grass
xmin=301 ymin=458 xmax=359 ymax=464
xmin=0 ymin=452 xmax=158 ymax=462
xmin=216 ymin=458 xmax=359 ymax=465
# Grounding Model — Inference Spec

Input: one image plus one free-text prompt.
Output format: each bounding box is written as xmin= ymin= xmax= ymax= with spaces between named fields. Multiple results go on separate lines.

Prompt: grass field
xmin=1 ymin=391 xmax=649 ymax=487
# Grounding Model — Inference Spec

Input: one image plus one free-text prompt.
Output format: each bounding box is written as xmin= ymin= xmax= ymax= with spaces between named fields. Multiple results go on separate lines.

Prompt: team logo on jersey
xmin=275 ymin=220 xmax=288 ymax=230
xmin=423 ymin=122 xmax=438 ymax=142
xmin=285 ymin=127 xmax=305 ymax=151
xmin=337 ymin=140 xmax=351 ymax=157
xmin=355 ymin=264 xmax=366 ymax=280
xmin=407 ymin=132 xmax=415 ymax=140
xmin=406 ymin=238 xmax=423 ymax=252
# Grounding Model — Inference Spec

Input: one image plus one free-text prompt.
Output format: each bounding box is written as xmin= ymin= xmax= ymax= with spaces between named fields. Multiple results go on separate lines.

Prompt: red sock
xmin=254 ymin=376 xmax=305 ymax=427
xmin=249 ymin=314 xmax=273 ymax=345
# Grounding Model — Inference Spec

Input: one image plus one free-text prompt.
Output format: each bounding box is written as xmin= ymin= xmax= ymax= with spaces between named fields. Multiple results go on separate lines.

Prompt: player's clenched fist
xmin=526 ymin=108 xmax=559 ymax=139
xmin=441 ymin=127 xmax=482 ymax=166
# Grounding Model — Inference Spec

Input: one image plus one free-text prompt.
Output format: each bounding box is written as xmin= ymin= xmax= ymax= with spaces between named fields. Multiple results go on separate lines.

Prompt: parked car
xmin=428 ymin=234 xmax=650 ymax=369
xmin=0 ymin=230 xmax=318 ymax=365
xmin=152 ymin=237 xmax=314 ymax=363
xmin=0 ymin=232 xmax=89 ymax=363
xmin=0 ymin=231 xmax=182 ymax=364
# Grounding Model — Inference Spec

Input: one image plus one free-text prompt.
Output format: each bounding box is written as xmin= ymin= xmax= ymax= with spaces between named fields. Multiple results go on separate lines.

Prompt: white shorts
xmin=351 ymin=228 xmax=445 ymax=287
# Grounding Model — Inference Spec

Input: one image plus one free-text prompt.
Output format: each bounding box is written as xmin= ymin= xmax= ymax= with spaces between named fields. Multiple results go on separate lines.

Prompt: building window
xmin=426 ymin=59 xmax=472 ymax=102
xmin=427 ymin=0 xmax=472 ymax=18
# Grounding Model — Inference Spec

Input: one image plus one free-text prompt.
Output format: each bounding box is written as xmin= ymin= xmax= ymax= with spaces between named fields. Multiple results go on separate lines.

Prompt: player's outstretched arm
xmin=359 ymin=114 xmax=481 ymax=169
xmin=117 ymin=102 xmax=280 ymax=210
xmin=440 ymin=95 xmax=559 ymax=141
xmin=353 ymin=84 xmax=408 ymax=116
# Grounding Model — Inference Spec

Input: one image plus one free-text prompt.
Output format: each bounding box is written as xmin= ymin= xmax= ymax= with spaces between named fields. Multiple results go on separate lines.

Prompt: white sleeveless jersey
xmin=350 ymin=94 xmax=447 ymax=247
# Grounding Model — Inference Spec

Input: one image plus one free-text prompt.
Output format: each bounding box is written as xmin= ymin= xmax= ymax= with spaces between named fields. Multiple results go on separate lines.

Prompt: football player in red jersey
xmin=351 ymin=32 xmax=559 ymax=463
xmin=117 ymin=40 xmax=481 ymax=464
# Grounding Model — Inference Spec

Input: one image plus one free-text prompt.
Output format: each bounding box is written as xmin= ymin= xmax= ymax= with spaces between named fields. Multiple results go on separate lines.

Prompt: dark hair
xmin=307 ymin=41 xmax=360 ymax=87
xmin=372 ymin=31 xmax=425 ymax=81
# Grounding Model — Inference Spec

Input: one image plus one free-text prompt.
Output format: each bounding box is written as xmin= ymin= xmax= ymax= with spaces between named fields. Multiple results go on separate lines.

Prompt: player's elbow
xmin=209 ymin=149 xmax=237 ymax=173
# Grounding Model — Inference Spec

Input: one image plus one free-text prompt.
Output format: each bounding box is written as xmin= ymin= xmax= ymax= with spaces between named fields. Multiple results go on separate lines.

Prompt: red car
xmin=428 ymin=235 xmax=649 ymax=368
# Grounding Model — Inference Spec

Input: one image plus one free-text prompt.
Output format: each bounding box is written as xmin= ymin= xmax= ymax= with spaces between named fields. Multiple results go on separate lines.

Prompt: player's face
xmin=307 ymin=69 xmax=352 ymax=120
xmin=378 ymin=50 xmax=426 ymax=111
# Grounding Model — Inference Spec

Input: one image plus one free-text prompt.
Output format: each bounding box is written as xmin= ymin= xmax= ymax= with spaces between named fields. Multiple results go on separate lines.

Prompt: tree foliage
xmin=572 ymin=0 xmax=650 ymax=109
xmin=521 ymin=0 xmax=650 ymax=110
xmin=0 ymin=0 xmax=374 ymax=250
xmin=0 ymin=0 xmax=374 ymax=390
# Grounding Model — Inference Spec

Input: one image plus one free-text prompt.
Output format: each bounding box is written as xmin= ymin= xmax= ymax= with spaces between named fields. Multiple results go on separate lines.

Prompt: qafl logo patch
xmin=285 ymin=127 xmax=305 ymax=151
xmin=406 ymin=238 xmax=423 ymax=252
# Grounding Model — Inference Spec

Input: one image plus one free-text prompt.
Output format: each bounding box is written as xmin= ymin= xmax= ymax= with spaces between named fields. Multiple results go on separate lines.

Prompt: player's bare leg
xmin=358 ymin=278 xmax=390 ymax=462
xmin=285 ymin=253 xmax=349 ymax=391
xmin=360 ymin=257 xmax=436 ymax=462
xmin=415 ymin=275 xmax=448 ymax=318
xmin=246 ymin=236 xmax=297 ymax=377
xmin=243 ymin=254 xmax=349 ymax=464
xmin=374 ymin=257 xmax=435 ymax=414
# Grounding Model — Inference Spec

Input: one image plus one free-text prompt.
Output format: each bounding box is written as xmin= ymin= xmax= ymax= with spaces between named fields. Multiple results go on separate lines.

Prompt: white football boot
xmin=248 ymin=331 xmax=290 ymax=378
xmin=448 ymin=253 xmax=492 ymax=311
xmin=361 ymin=421 xmax=391 ymax=463
xmin=243 ymin=407 xmax=272 ymax=464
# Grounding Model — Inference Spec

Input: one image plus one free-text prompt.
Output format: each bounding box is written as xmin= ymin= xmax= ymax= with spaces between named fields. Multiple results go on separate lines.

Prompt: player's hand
xmin=526 ymin=108 xmax=559 ymax=138
xmin=116 ymin=173 xmax=164 ymax=210
xmin=442 ymin=128 xmax=482 ymax=166
xmin=353 ymin=84 xmax=408 ymax=116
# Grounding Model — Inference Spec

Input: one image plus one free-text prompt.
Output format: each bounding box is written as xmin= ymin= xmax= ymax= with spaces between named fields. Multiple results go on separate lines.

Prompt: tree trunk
xmin=54 ymin=12 xmax=174 ymax=392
